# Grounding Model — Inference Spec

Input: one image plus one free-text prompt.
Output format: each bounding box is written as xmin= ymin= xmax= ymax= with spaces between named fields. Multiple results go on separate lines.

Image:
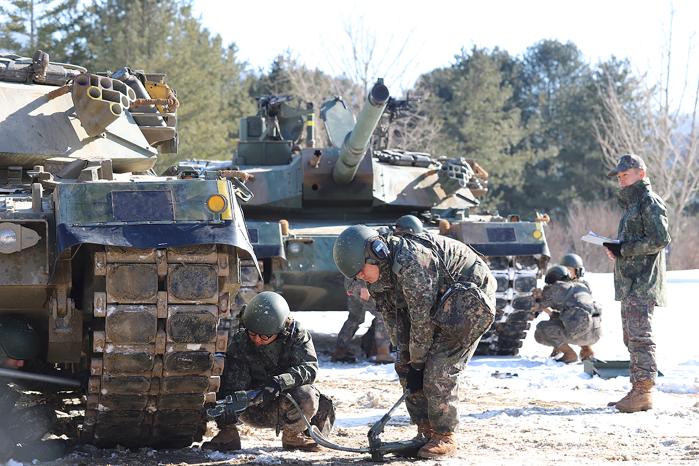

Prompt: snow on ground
xmin=290 ymin=270 xmax=699 ymax=464
xmin=16 ymin=271 xmax=699 ymax=465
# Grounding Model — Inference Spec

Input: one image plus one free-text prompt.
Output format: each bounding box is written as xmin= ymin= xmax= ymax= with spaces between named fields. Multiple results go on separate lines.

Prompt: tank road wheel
xmin=80 ymin=244 xmax=238 ymax=448
xmin=476 ymin=256 xmax=539 ymax=356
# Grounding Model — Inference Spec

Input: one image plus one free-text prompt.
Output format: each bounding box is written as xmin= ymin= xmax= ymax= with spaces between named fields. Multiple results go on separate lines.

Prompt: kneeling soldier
xmin=205 ymin=292 xmax=321 ymax=452
xmin=534 ymin=265 xmax=602 ymax=363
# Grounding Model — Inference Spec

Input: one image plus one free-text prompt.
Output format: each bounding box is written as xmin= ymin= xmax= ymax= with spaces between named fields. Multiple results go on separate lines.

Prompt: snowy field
xmin=14 ymin=271 xmax=699 ymax=465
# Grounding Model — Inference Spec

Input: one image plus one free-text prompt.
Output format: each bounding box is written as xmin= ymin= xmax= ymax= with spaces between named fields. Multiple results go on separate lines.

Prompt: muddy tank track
xmin=80 ymin=244 xmax=237 ymax=448
xmin=476 ymin=256 xmax=539 ymax=356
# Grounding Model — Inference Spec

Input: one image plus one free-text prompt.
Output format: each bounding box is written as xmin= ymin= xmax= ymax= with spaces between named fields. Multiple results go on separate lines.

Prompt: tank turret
xmin=171 ymin=80 xmax=549 ymax=358
xmin=332 ymin=80 xmax=389 ymax=184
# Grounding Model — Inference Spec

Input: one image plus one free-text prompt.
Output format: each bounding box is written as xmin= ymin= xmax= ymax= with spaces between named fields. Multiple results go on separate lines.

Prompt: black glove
xmin=603 ymin=242 xmax=622 ymax=257
xmin=406 ymin=365 xmax=424 ymax=393
xmin=259 ymin=379 xmax=282 ymax=404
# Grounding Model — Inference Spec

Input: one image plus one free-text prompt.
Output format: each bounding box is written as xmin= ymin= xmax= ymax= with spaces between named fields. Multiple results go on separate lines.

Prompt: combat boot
xmin=202 ymin=424 xmax=241 ymax=451
xmin=331 ymin=346 xmax=356 ymax=363
xmin=553 ymin=344 xmax=578 ymax=364
xmin=411 ymin=421 xmax=432 ymax=442
xmin=614 ymin=380 xmax=654 ymax=413
xmin=373 ymin=343 xmax=395 ymax=364
xmin=417 ymin=431 xmax=457 ymax=459
xmin=579 ymin=345 xmax=595 ymax=361
xmin=281 ymin=429 xmax=321 ymax=451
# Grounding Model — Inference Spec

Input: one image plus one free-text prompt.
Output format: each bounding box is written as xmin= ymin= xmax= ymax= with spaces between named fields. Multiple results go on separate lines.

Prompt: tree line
xmin=2 ymin=0 xmax=697 ymax=268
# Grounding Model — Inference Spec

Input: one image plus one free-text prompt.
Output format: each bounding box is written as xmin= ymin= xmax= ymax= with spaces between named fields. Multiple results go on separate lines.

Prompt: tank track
xmin=476 ymin=256 xmax=540 ymax=356
xmin=81 ymin=245 xmax=236 ymax=448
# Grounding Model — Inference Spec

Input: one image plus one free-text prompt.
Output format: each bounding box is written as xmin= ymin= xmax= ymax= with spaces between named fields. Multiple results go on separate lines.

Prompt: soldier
xmin=205 ymin=292 xmax=321 ymax=451
xmin=331 ymin=215 xmax=422 ymax=364
xmin=0 ymin=316 xmax=58 ymax=461
xmin=333 ymin=225 xmax=496 ymax=459
xmin=560 ymin=253 xmax=587 ymax=285
xmin=394 ymin=214 xmax=423 ymax=235
xmin=533 ymin=265 xmax=602 ymax=363
xmin=603 ymin=154 xmax=670 ymax=413
xmin=331 ymin=277 xmax=394 ymax=363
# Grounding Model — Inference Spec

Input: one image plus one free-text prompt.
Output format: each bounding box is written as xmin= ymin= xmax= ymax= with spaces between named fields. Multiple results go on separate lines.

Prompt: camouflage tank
xmin=0 ymin=51 xmax=257 ymax=447
xmin=175 ymin=79 xmax=549 ymax=356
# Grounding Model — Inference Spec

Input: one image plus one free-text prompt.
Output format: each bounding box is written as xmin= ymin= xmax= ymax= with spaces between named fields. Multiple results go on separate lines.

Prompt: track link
xmin=81 ymin=245 xmax=237 ymax=448
xmin=476 ymin=255 xmax=540 ymax=356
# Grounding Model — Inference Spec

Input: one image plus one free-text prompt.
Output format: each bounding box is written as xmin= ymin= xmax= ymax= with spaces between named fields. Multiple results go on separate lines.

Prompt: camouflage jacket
xmin=540 ymin=281 xmax=602 ymax=317
xmin=368 ymin=233 xmax=495 ymax=364
xmin=615 ymin=179 xmax=670 ymax=306
xmin=223 ymin=318 xmax=318 ymax=393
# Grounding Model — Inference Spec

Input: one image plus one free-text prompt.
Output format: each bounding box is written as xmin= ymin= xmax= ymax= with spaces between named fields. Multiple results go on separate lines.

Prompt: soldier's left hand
xmin=359 ymin=287 xmax=371 ymax=301
xmin=406 ymin=364 xmax=424 ymax=393
xmin=260 ymin=378 xmax=282 ymax=403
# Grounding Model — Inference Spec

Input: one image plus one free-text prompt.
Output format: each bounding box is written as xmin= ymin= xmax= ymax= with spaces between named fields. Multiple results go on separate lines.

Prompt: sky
xmin=193 ymin=0 xmax=699 ymax=105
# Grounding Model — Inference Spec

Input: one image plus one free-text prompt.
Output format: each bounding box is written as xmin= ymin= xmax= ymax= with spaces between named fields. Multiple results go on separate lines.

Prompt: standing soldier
xmin=604 ymin=154 xmax=670 ymax=413
xmin=333 ymin=225 xmax=496 ymax=459
xmin=205 ymin=292 xmax=321 ymax=451
xmin=533 ymin=265 xmax=602 ymax=363
xmin=331 ymin=277 xmax=394 ymax=363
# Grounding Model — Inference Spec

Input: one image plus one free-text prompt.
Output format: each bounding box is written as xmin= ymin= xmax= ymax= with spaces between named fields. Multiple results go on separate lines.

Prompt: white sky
xmin=193 ymin=0 xmax=699 ymax=106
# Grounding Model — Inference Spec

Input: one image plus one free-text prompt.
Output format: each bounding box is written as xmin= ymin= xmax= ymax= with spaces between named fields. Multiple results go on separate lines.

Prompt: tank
xmin=174 ymin=79 xmax=549 ymax=356
xmin=0 ymin=51 xmax=257 ymax=447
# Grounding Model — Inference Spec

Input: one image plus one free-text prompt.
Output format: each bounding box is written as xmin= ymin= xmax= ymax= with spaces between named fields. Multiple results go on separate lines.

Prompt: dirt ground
xmin=27 ymin=335 xmax=699 ymax=466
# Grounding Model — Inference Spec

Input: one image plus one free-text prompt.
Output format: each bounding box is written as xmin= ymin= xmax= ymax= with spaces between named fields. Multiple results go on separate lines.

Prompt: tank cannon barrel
xmin=332 ymin=80 xmax=389 ymax=184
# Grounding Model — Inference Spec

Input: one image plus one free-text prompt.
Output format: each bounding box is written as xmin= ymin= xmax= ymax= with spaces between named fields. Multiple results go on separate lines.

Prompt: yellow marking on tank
xmin=216 ymin=180 xmax=233 ymax=220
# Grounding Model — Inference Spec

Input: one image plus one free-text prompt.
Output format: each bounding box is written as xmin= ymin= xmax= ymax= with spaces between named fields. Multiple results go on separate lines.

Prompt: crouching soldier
xmin=204 ymin=292 xmax=321 ymax=452
xmin=534 ymin=265 xmax=602 ymax=363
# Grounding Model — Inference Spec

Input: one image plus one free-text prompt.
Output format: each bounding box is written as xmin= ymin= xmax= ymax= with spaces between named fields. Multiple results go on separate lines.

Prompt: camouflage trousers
xmin=336 ymin=295 xmax=390 ymax=349
xmin=239 ymin=384 xmax=319 ymax=435
xmin=397 ymin=292 xmax=495 ymax=433
xmin=534 ymin=310 xmax=601 ymax=349
xmin=621 ymin=297 xmax=657 ymax=383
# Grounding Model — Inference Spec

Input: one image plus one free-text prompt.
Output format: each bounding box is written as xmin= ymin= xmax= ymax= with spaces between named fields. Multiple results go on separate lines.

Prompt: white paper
xmin=581 ymin=231 xmax=620 ymax=246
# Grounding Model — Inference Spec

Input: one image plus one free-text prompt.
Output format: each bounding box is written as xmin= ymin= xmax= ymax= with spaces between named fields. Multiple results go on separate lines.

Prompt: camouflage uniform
xmin=220 ymin=318 xmax=319 ymax=434
xmin=534 ymin=281 xmax=602 ymax=349
xmin=368 ymin=232 xmax=496 ymax=433
xmin=335 ymin=277 xmax=390 ymax=353
xmin=614 ymin=178 xmax=670 ymax=383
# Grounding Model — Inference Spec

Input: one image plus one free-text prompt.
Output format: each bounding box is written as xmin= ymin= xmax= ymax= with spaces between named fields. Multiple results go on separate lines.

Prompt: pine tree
xmin=0 ymin=0 xmax=85 ymax=60
xmin=80 ymin=0 xmax=253 ymax=164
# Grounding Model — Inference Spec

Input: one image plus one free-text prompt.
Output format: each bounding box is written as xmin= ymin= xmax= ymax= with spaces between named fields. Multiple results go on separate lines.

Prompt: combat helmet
xmin=395 ymin=215 xmax=423 ymax=234
xmin=544 ymin=265 xmax=571 ymax=285
xmin=241 ymin=291 xmax=290 ymax=335
xmin=560 ymin=253 xmax=584 ymax=278
xmin=0 ymin=316 xmax=39 ymax=361
xmin=333 ymin=225 xmax=382 ymax=278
